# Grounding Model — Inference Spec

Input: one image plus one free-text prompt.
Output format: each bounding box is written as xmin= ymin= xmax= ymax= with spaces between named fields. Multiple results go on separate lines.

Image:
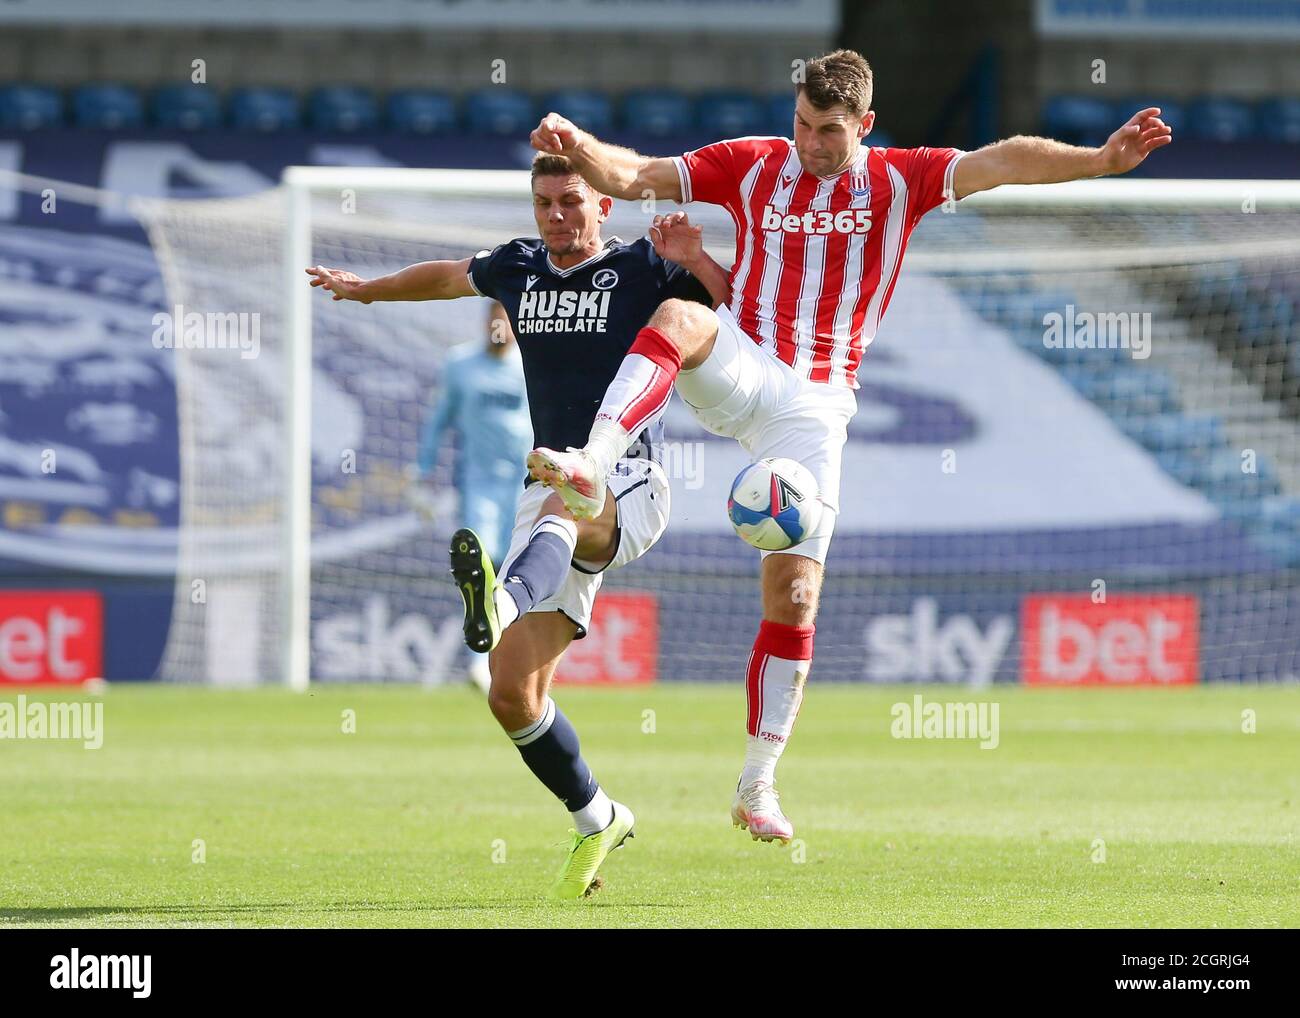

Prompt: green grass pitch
xmin=1 ymin=683 xmax=1297 ymax=928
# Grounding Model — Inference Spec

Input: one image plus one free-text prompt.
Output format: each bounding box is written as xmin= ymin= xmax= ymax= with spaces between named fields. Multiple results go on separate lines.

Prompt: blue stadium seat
xmin=464 ymin=89 xmax=534 ymax=135
xmin=153 ymin=84 xmax=222 ymax=131
xmin=0 ymin=85 xmax=62 ymax=129
xmin=1197 ymin=448 xmax=1280 ymax=504
xmin=1257 ymin=494 xmax=1300 ymax=534
xmin=1042 ymin=95 xmax=1114 ymax=146
xmin=1068 ymin=368 xmax=1177 ymax=411
xmin=540 ymin=90 xmax=613 ymax=134
xmin=1246 ymin=531 xmax=1300 ymax=566
xmin=387 ymin=90 xmax=457 ymax=134
xmin=766 ymin=93 xmax=795 ymax=136
xmin=1117 ymin=96 xmax=1185 ymax=135
xmin=1186 ymin=96 xmax=1255 ymax=143
xmin=696 ymin=91 xmax=765 ymax=136
xmin=230 ymin=87 xmax=300 ymax=132
xmin=308 ymin=86 xmax=379 ymax=133
xmin=623 ymin=90 xmax=693 ymax=135
xmin=1256 ymin=97 xmax=1300 ymax=143
xmin=1238 ymin=292 xmax=1294 ymax=343
xmin=1121 ymin=413 xmax=1225 ymax=456
xmin=72 ymin=84 xmax=144 ymax=130
xmin=866 ymin=128 xmax=895 ymax=148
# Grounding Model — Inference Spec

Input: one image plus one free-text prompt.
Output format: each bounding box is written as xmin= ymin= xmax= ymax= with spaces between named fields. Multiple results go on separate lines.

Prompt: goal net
xmin=134 ymin=169 xmax=1300 ymax=687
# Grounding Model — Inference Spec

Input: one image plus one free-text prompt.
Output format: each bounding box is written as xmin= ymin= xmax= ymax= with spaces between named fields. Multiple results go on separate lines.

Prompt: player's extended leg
xmin=730 ymin=549 xmax=825 ymax=845
xmin=486 ymin=601 xmax=635 ymax=900
xmin=527 ymin=298 xmax=719 ymax=518
xmin=449 ymin=489 xmax=618 ymax=655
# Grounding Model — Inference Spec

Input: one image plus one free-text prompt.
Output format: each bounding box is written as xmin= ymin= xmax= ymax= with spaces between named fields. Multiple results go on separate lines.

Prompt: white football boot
xmin=731 ymin=779 xmax=794 ymax=845
xmin=526 ymin=446 xmax=606 ymax=521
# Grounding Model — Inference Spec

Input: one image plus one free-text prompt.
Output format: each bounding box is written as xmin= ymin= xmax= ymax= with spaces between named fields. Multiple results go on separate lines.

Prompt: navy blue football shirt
xmin=467 ymin=235 xmax=713 ymax=467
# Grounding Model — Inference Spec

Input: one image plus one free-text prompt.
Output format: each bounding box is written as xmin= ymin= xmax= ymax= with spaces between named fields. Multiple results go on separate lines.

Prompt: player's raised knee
xmin=645 ymin=298 xmax=718 ymax=366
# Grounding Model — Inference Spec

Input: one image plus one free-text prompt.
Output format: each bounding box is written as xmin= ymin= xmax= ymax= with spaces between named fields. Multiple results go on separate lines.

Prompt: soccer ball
xmin=727 ymin=457 xmax=823 ymax=551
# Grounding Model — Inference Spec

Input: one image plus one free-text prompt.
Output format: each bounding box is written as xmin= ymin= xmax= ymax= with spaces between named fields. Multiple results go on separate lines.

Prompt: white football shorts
xmin=498 ymin=458 xmax=670 ymax=638
xmin=675 ymin=304 xmax=856 ymax=565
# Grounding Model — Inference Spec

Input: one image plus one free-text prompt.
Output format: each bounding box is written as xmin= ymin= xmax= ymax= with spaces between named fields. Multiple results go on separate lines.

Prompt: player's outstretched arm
xmin=305 ymin=257 xmax=477 ymax=303
xmin=531 ymin=112 xmax=682 ymax=203
xmin=951 ymin=107 xmax=1174 ymax=200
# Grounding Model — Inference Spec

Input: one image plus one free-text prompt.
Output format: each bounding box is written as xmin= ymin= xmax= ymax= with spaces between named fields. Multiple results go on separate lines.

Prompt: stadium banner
xmin=1035 ymin=0 xmax=1300 ymax=40
xmin=555 ymin=593 xmax=658 ymax=686
xmin=1021 ymin=593 xmax=1199 ymax=686
xmin=0 ymin=591 xmax=102 ymax=685
xmin=0 ymin=0 xmax=838 ymax=32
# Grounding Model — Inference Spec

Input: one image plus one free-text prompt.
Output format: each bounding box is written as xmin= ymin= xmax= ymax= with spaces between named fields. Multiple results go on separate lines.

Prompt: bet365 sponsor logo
xmin=1022 ymin=594 xmax=1198 ymax=685
xmin=761 ymin=205 xmax=872 ymax=235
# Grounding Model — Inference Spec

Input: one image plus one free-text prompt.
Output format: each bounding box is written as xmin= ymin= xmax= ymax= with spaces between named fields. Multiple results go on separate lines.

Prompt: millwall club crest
xmin=848 ymin=166 xmax=871 ymax=199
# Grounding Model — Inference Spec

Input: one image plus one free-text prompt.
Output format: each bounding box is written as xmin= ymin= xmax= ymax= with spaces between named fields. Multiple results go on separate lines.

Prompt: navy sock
xmin=502 ymin=516 xmax=577 ymax=616
xmin=507 ymin=698 xmax=598 ymax=811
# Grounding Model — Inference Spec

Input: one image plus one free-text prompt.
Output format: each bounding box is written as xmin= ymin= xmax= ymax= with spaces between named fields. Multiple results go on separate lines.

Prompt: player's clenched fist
xmin=305 ymin=265 xmax=372 ymax=303
xmin=531 ymin=113 xmax=583 ymax=155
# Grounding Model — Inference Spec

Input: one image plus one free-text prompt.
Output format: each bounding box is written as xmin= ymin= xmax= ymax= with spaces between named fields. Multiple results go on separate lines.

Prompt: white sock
xmin=492 ymin=586 xmax=520 ymax=629
xmin=571 ymin=786 xmax=615 ymax=836
xmin=740 ymin=736 xmax=783 ymax=789
xmin=585 ymin=417 xmax=632 ymax=480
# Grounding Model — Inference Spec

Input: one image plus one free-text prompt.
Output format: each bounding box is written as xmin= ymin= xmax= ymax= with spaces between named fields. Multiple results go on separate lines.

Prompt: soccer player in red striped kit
xmin=527 ymin=49 xmax=1173 ymax=843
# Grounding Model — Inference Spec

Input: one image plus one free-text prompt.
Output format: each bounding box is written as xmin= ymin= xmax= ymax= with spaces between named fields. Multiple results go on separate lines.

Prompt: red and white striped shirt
xmin=674 ymin=137 xmax=963 ymax=388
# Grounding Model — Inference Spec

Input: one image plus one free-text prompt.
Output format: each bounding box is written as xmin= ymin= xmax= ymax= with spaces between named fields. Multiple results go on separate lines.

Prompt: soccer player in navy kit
xmin=306 ymin=153 xmax=729 ymax=899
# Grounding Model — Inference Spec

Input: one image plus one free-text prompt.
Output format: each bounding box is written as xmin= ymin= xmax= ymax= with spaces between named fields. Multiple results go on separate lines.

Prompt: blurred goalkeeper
xmin=410 ymin=300 xmax=531 ymax=693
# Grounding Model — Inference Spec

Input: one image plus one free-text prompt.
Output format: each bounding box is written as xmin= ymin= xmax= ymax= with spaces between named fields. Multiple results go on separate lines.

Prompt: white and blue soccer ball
xmin=727 ymin=457 xmax=823 ymax=551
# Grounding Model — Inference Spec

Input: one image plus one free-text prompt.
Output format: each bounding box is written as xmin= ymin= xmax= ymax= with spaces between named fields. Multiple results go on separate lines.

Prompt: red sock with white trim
xmin=585 ymin=327 xmax=682 ymax=477
xmin=740 ymin=620 xmax=814 ymax=789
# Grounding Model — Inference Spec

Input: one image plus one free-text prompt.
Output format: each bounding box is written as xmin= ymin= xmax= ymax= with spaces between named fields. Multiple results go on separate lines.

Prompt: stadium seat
xmin=153 ymin=84 xmax=222 ymax=131
xmin=766 ymin=93 xmax=795 ymax=136
xmin=623 ymin=90 xmax=693 ymax=135
xmin=0 ymin=84 xmax=62 ymax=129
xmin=1196 ymin=448 xmax=1280 ymax=505
xmin=230 ymin=87 xmax=301 ymax=132
xmin=539 ymin=90 xmax=613 ymax=134
xmin=696 ymin=91 xmax=765 ymax=136
xmin=464 ymin=89 xmax=534 ymax=135
xmin=1186 ymin=96 xmax=1255 ymax=143
xmin=1258 ymin=494 xmax=1300 ymax=534
xmin=1042 ymin=95 xmax=1114 ymax=146
xmin=1120 ymin=413 xmax=1225 ymax=456
xmin=1256 ymin=97 xmax=1300 ymax=143
xmin=1246 ymin=531 xmax=1300 ymax=566
xmin=308 ymin=86 xmax=379 ymax=133
xmin=866 ymin=128 xmax=896 ymax=148
xmin=387 ymin=90 xmax=457 ymax=134
xmin=72 ymin=83 xmax=144 ymax=130
xmin=1117 ymin=96 xmax=1186 ymax=135
xmin=1069 ymin=367 xmax=1178 ymax=411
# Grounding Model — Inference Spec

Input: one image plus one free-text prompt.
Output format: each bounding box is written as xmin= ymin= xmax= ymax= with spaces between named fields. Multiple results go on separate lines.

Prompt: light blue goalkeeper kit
xmin=418 ymin=342 xmax=531 ymax=564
